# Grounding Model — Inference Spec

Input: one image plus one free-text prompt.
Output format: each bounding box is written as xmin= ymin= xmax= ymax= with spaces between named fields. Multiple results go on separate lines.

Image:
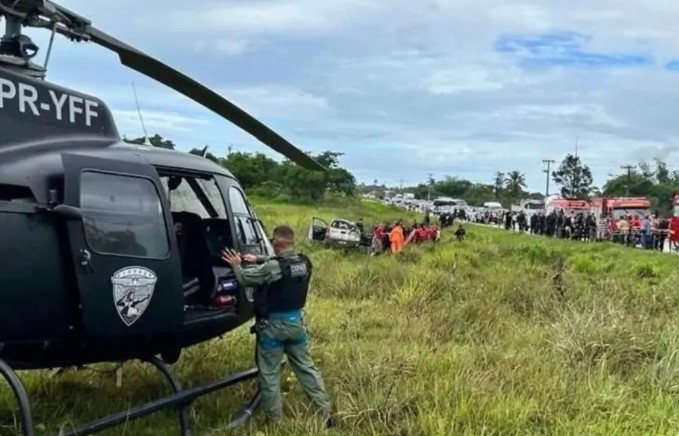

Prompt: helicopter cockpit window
xmin=80 ymin=171 xmax=169 ymax=259
xmin=160 ymin=175 xmax=227 ymax=219
xmin=162 ymin=176 xmax=210 ymax=218
xmin=196 ymin=178 xmax=227 ymax=218
xmin=229 ymin=187 xmax=262 ymax=247
xmin=229 ymin=187 xmax=250 ymax=215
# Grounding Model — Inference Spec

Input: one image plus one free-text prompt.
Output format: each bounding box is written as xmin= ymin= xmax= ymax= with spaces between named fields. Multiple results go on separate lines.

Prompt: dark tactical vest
xmin=254 ymin=253 xmax=312 ymax=319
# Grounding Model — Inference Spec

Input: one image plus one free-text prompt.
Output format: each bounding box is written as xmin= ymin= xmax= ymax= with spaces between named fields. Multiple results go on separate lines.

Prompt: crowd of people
xmin=372 ymin=220 xmax=441 ymax=254
xmin=493 ymin=209 xmax=679 ymax=251
xmin=362 ymin=205 xmax=679 ymax=256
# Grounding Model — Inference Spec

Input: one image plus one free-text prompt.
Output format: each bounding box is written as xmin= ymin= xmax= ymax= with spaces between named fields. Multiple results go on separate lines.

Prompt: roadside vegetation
xmin=3 ymin=198 xmax=679 ymax=435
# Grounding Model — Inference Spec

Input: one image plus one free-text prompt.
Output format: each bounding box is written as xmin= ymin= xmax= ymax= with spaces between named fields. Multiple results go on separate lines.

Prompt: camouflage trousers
xmin=256 ymin=316 xmax=331 ymax=421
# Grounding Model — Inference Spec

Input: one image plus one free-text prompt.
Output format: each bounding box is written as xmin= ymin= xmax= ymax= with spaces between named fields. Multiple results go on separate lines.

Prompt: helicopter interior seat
xmin=202 ymin=218 xmax=234 ymax=262
xmin=171 ymin=211 xmax=216 ymax=305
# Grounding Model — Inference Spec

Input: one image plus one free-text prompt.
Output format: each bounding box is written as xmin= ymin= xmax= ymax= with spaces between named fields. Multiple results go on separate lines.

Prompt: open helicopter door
xmin=308 ymin=217 xmax=328 ymax=241
xmin=59 ymin=153 xmax=184 ymax=339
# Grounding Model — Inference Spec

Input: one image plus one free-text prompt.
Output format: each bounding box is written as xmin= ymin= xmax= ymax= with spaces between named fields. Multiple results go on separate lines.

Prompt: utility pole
xmin=399 ymin=179 xmax=404 ymax=192
xmin=427 ymin=173 xmax=433 ymax=202
xmin=542 ymin=159 xmax=555 ymax=197
xmin=621 ymin=165 xmax=634 ymax=196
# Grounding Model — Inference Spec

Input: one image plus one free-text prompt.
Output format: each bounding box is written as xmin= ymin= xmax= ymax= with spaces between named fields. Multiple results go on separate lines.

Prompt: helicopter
xmin=0 ymin=1 xmax=326 ymax=435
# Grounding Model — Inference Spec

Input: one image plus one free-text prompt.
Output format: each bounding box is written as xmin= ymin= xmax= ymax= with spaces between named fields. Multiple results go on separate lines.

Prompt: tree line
xmin=545 ymin=153 xmax=679 ymax=214
xmin=362 ymin=173 xmax=544 ymax=208
xmin=364 ymin=153 xmax=679 ymax=214
xmin=386 ymin=154 xmax=598 ymax=206
xmin=124 ymin=134 xmax=679 ymax=213
xmin=123 ymin=134 xmax=357 ymax=201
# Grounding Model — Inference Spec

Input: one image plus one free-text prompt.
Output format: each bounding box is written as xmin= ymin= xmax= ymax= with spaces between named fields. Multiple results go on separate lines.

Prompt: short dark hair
xmin=273 ymin=225 xmax=295 ymax=244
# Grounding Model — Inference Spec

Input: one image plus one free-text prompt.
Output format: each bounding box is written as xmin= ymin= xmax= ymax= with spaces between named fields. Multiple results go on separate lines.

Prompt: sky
xmin=23 ymin=0 xmax=679 ymax=192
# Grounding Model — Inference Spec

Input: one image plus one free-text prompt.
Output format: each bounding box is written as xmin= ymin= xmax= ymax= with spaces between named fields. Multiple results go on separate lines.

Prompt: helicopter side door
xmin=61 ymin=153 xmax=184 ymax=339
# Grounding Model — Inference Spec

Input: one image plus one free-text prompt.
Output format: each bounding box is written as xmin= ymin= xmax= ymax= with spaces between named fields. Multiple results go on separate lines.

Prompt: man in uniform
xmin=221 ymin=225 xmax=333 ymax=426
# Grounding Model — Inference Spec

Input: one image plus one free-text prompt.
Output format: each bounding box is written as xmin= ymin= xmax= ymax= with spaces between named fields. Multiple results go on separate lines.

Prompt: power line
xmin=542 ymin=159 xmax=555 ymax=197
xmin=621 ymin=165 xmax=634 ymax=196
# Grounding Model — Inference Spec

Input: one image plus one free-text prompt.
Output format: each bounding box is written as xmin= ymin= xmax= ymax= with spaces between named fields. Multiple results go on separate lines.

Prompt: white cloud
xmin=486 ymin=103 xmax=627 ymax=130
xmin=171 ymin=0 xmax=384 ymax=37
xmin=220 ymin=85 xmax=330 ymax=117
xmin=420 ymin=62 xmax=531 ymax=94
xmin=112 ymin=110 xmax=208 ymax=133
xmin=49 ymin=0 xmax=679 ymax=191
xmin=194 ymin=39 xmax=251 ymax=56
xmin=216 ymin=39 xmax=250 ymax=56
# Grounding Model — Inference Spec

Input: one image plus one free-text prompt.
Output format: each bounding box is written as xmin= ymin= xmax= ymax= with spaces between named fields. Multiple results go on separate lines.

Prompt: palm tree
xmin=504 ymin=170 xmax=527 ymax=200
xmin=493 ymin=171 xmax=505 ymax=200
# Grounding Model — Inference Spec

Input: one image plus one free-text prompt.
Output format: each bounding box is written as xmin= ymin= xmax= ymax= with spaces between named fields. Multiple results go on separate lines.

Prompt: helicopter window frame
xmin=0 ymin=183 xmax=37 ymax=203
xmin=78 ymin=170 xmax=171 ymax=260
xmin=228 ymin=186 xmax=264 ymax=248
xmin=195 ymin=178 xmax=227 ymax=218
xmin=159 ymin=173 xmax=227 ymax=220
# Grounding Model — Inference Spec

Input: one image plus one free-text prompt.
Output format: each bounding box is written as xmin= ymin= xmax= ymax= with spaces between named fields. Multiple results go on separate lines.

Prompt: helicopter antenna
xmin=130 ymin=81 xmax=151 ymax=146
xmin=42 ymin=21 xmax=57 ymax=71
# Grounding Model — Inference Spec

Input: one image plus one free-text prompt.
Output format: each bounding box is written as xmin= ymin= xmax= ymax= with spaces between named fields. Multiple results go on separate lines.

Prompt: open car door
xmin=359 ymin=226 xmax=373 ymax=247
xmin=308 ymin=217 xmax=328 ymax=242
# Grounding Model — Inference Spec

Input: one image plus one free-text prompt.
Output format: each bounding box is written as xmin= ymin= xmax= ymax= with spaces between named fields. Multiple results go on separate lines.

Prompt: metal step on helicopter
xmin=0 ymin=0 xmax=326 ymax=434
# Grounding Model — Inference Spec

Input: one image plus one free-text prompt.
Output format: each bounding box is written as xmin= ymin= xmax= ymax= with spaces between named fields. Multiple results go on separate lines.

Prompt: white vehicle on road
xmin=511 ymin=199 xmax=544 ymax=217
xmin=482 ymin=202 xmax=503 ymax=224
xmin=433 ymin=197 xmax=467 ymax=214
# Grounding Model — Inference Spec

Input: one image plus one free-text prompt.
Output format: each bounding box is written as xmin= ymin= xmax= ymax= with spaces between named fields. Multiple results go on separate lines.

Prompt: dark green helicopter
xmin=0 ymin=1 xmax=325 ymax=434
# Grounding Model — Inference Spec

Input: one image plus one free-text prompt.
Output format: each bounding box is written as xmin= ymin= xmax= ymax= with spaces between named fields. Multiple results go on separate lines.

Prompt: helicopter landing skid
xmin=0 ymin=357 xmax=265 ymax=436
xmin=0 ymin=358 xmax=35 ymax=436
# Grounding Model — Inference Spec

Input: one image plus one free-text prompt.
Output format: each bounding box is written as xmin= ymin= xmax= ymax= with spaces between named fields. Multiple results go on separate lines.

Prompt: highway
xmin=464 ymin=220 xmax=678 ymax=254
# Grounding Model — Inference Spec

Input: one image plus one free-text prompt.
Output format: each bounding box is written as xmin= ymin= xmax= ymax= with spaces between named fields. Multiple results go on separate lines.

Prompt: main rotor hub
xmin=0 ymin=15 xmax=46 ymax=78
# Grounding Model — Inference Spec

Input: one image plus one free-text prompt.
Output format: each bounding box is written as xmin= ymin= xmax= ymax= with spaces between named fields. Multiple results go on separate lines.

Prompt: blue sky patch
xmin=664 ymin=60 xmax=679 ymax=71
xmin=496 ymin=31 xmax=654 ymax=69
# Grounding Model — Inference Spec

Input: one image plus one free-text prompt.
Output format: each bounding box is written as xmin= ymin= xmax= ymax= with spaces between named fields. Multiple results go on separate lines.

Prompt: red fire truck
xmin=544 ymin=197 xmax=590 ymax=215
xmin=590 ymin=197 xmax=651 ymax=219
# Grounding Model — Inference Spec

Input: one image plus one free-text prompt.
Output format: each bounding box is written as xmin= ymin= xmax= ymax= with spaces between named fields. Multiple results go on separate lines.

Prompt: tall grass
xmin=3 ymin=200 xmax=679 ymax=435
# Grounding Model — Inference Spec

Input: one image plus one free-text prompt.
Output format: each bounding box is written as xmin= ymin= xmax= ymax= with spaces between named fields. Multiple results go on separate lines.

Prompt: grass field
xmin=4 ymin=198 xmax=679 ymax=435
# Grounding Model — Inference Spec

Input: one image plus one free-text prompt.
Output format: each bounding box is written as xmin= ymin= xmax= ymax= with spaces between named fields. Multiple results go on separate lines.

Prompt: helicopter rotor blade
xmin=62 ymin=24 xmax=326 ymax=172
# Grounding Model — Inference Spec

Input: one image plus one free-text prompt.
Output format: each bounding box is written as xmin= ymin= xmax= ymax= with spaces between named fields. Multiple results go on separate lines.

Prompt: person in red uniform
xmin=631 ymin=215 xmax=641 ymax=230
xmin=415 ymin=224 xmax=429 ymax=243
xmin=607 ymin=216 xmax=618 ymax=243
xmin=373 ymin=224 xmax=384 ymax=254
xmin=374 ymin=224 xmax=383 ymax=241
xmin=670 ymin=216 xmax=679 ymax=251
xmin=428 ymin=225 xmax=438 ymax=242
